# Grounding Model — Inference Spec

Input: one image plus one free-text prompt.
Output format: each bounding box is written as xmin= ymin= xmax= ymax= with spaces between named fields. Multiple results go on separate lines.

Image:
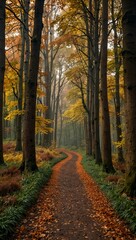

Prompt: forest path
xmin=12 ymin=150 xmax=135 ymax=240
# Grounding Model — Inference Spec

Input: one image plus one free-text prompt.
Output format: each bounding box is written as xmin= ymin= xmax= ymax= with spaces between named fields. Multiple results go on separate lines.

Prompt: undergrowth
xmin=82 ymin=155 xmax=136 ymax=234
xmin=0 ymin=152 xmax=67 ymax=240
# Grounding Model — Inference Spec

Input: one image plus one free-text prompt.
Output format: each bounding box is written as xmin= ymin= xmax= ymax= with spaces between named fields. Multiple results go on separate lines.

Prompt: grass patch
xmin=0 ymin=146 xmax=67 ymax=240
xmin=82 ymin=155 xmax=136 ymax=234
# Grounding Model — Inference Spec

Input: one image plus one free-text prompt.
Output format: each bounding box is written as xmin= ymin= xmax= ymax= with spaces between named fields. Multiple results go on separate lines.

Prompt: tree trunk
xmin=24 ymin=0 xmax=30 ymax=104
xmin=111 ymin=0 xmax=124 ymax=163
xmin=58 ymin=104 xmax=63 ymax=147
xmin=19 ymin=0 xmax=30 ymax=171
xmin=80 ymin=0 xmax=93 ymax=155
xmin=15 ymin=11 xmax=25 ymax=151
xmin=53 ymin=72 xmax=61 ymax=147
xmin=42 ymin=9 xmax=52 ymax=148
xmin=43 ymin=53 xmax=52 ymax=147
xmin=100 ymin=0 xmax=115 ymax=173
xmin=0 ymin=0 xmax=6 ymax=165
xmin=22 ymin=0 xmax=44 ymax=172
xmin=122 ymin=0 xmax=136 ymax=197
xmin=94 ymin=0 xmax=102 ymax=165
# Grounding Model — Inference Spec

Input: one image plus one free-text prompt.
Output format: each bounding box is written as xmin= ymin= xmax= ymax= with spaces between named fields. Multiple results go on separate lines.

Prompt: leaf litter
xmin=11 ymin=150 xmax=136 ymax=240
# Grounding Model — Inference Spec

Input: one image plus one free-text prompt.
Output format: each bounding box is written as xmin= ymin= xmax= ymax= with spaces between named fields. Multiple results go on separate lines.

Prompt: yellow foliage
xmin=36 ymin=103 xmax=47 ymax=113
xmin=36 ymin=147 xmax=60 ymax=166
xmin=36 ymin=116 xmax=53 ymax=134
xmin=7 ymin=101 xmax=18 ymax=111
xmin=37 ymin=87 xmax=46 ymax=98
xmin=113 ymin=131 xmax=125 ymax=149
xmin=113 ymin=138 xmax=125 ymax=149
xmin=4 ymin=152 xmax=22 ymax=164
xmin=63 ymin=99 xmax=86 ymax=123
xmin=5 ymin=109 xmax=25 ymax=121
xmin=3 ymin=143 xmax=60 ymax=167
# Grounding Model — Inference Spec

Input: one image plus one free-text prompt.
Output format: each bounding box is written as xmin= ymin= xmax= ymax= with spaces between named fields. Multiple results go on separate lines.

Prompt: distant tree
xmin=122 ymin=0 xmax=136 ymax=197
xmin=21 ymin=0 xmax=44 ymax=171
xmin=0 ymin=0 xmax=6 ymax=165
xmin=41 ymin=1 xmax=60 ymax=147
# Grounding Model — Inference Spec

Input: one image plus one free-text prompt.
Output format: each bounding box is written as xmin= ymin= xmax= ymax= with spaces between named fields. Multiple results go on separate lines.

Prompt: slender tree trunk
xmin=91 ymin=81 xmax=95 ymax=157
xmin=122 ymin=0 xmax=136 ymax=197
xmin=24 ymin=0 xmax=30 ymax=98
xmin=87 ymin=0 xmax=93 ymax=156
xmin=100 ymin=0 xmax=115 ymax=173
xmin=94 ymin=0 xmax=102 ymax=164
xmin=111 ymin=0 xmax=124 ymax=163
xmin=80 ymin=0 xmax=93 ymax=155
xmin=0 ymin=0 xmax=6 ymax=165
xmin=86 ymin=33 xmax=92 ymax=154
xmin=42 ymin=8 xmax=52 ymax=147
xmin=54 ymin=95 xmax=59 ymax=147
xmin=58 ymin=104 xmax=63 ymax=147
xmin=53 ymin=70 xmax=61 ymax=146
xmin=15 ymin=11 xmax=25 ymax=151
xmin=43 ymin=52 xmax=52 ymax=147
xmin=22 ymin=0 xmax=44 ymax=172
xmin=19 ymin=0 xmax=30 ymax=171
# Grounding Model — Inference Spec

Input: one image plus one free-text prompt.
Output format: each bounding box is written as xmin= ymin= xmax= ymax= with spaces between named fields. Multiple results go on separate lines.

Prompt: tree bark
xmin=111 ymin=0 xmax=124 ymax=163
xmin=58 ymin=104 xmax=63 ymax=147
xmin=53 ymin=65 xmax=62 ymax=146
xmin=15 ymin=9 xmax=25 ymax=151
xmin=100 ymin=0 xmax=115 ymax=173
xmin=94 ymin=0 xmax=102 ymax=164
xmin=43 ymin=55 xmax=52 ymax=147
xmin=81 ymin=0 xmax=93 ymax=155
xmin=22 ymin=0 xmax=44 ymax=172
xmin=42 ymin=7 xmax=52 ymax=148
xmin=24 ymin=0 xmax=30 ymax=103
xmin=0 ymin=0 xmax=6 ymax=165
xmin=122 ymin=0 xmax=136 ymax=197
xmin=19 ymin=0 xmax=30 ymax=171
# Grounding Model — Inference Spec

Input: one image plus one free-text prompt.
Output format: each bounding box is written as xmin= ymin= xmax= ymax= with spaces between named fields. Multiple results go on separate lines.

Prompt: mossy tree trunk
xmin=122 ymin=0 xmax=136 ymax=197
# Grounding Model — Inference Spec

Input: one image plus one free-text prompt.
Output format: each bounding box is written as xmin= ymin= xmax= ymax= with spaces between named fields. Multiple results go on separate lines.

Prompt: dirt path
xmin=11 ymin=151 xmax=105 ymax=240
xmin=11 ymin=150 xmax=135 ymax=240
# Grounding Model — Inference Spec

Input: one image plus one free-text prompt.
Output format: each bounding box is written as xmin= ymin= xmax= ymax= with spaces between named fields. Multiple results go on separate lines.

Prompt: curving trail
xmin=11 ymin=150 xmax=135 ymax=240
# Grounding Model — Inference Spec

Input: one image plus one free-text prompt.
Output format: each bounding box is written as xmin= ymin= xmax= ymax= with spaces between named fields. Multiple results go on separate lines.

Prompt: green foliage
xmin=0 ymin=153 xmax=67 ymax=239
xmin=82 ymin=155 xmax=136 ymax=233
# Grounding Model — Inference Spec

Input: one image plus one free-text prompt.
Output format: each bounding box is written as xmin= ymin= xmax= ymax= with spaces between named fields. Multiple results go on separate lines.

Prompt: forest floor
xmin=11 ymin=150 xmax=135 ymax=240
